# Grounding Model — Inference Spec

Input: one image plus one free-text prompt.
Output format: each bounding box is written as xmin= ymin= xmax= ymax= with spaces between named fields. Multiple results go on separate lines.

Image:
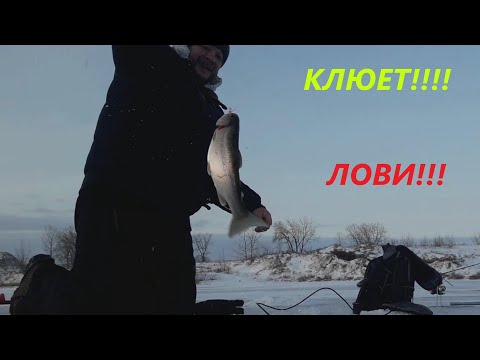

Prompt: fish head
xmin=216 ymin=112 xmax=239 ymax=130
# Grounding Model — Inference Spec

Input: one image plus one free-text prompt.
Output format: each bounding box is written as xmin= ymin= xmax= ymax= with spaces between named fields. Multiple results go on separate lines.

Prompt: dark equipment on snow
xmin=0 ymin=293 xmax=10 ymax=305
xmin=352 ymin=244 xmax=443 ymax=315
xmin=194 ymin=299 xmax=244 ymax=315
xmin=450 ymin=301 xmax=480 ymax=306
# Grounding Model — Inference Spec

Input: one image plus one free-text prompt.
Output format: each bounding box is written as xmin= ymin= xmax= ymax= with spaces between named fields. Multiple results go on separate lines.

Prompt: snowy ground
xmin=196 ymin=274 xmax=480 ymax=315
xmin=2 ymin=276 xmax=480 ymax=315
xmin=2 ymin=244 xmax=479 ymax=315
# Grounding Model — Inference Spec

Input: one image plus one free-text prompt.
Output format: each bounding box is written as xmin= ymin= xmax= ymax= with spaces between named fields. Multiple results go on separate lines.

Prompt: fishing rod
xmin=430 ymin=260 xmax=480 ymax=299
xmin=441 ymin=261 xmax=480 ymax=276
xmin=434 ymin=261 xmax=480 ymax=291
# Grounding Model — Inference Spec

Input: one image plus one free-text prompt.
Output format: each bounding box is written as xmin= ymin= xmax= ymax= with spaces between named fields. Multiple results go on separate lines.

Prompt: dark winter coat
xmin=81 ymin=45 xmax=263 ymax=216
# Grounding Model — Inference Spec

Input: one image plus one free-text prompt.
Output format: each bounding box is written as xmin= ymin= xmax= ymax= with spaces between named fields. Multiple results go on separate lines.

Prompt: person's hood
xmin=171 ymin=45 xmax=223 ymax=92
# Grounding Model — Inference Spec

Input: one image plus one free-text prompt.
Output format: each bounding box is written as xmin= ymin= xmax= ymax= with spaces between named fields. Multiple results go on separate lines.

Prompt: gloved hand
xmin=194 ymin=299 xmax=244 ymax=315
xmin=430 ymin=284 xmax=446 ymax=295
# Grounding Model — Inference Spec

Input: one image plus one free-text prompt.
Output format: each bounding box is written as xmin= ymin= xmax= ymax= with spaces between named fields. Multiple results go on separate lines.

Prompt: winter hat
xmin=187 ymin=45 xmax=230 ymax=65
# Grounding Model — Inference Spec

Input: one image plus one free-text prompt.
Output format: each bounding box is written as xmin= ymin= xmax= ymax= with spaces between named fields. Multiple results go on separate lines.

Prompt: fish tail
xmin=228 ymin=212 xmax=269 ymax=238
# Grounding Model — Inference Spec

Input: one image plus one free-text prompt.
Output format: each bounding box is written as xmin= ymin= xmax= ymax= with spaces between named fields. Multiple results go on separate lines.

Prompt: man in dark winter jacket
xmin=10 ymin=45 xmax=272 ymax=315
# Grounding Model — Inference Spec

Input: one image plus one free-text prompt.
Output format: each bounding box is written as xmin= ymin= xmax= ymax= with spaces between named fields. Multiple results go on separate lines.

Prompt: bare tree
xmin=272 ymin=217 xmax=317 ymax=253
xmin=419 ymin=236 xmax=430 ymax=247
xmin=258 ymin=239 xmax=275 ymax=256
xmin=335 ymin=232 xmax=345 ymax=247
xmin=14 ymin=240 xmax=31 ymax=274
xmin=432 ymin=235 xmax=455 ymax=248
xmin=337 ymin=222 xmax=388 ymax=247
xmin=233 ymin=228 xmax=261 ymax=261
xmin=388 ymin=235 xmax=415 ymax=247
xmin=42 ymin=225 xmax=59 ymax=257
xmin=56 ymin=226 xmax=76 ymax=270
xmin=39 ymin=225 xmax=77 ymax=269
xmin=399 ymin=234 xmax=415 ymax=247
xmin=193 ymin=233 xmax=212 ymax=263
xmin=473 ymin=232 xmax=480 ymax=245
xmin=218 ymin=248 xmax=230 ymax=273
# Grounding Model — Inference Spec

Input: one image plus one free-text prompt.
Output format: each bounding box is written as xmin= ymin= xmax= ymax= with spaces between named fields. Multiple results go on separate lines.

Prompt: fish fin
xmin=228 ymin=212 xmax=269 ymax=238
xmin=217 ymin=191 xmax=229 ymax=208
xmin=207 ymin=161 xmax=211 ymax=176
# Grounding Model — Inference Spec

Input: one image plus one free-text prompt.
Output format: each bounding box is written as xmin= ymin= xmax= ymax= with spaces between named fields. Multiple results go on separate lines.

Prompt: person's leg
xmin=108 ymin=207 xmax=196 ymax=314
xmin=76 ymin=205 xmax=197 ymax=315
xmin=149 ymin=226 xmax=196 ymax=314
xmin=10 ymin=187 xmax=119 ymax=315
xmin=70 ymin=188 xmax=121 ymax=314
xmin=174 ymin=229 xmax=197 ymax=314
xmin=156 ymin=220 xmax=196 ymax=314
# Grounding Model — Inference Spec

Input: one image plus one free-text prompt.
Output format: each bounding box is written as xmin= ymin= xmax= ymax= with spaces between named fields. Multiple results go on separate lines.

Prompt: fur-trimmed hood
xmin=170 ymin=45 xmax=223 ymax=92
